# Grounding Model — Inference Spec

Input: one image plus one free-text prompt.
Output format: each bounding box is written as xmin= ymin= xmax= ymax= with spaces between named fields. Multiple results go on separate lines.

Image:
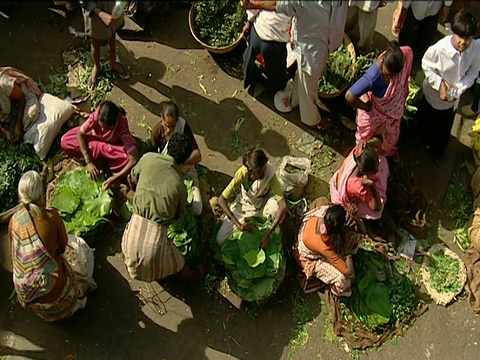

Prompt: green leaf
xmin=243 ymin=249 xmax=266 ymax=268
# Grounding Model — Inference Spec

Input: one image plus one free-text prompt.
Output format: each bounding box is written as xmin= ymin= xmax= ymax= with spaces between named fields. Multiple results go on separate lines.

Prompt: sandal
xmin=315 ymin=116 xmax=333 ymax=131
xmin=111 ymin=62 xmax=130 ymax=80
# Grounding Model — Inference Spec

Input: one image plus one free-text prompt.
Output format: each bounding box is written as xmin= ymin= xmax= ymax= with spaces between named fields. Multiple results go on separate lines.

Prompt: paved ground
xmin=1 ymin=2 xmax=479 ymax=360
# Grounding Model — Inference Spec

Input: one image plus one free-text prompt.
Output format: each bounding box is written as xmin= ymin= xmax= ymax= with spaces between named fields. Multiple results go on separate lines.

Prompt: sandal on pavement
xmin=112 ymin=62 xmax=131 ymax=80
xmin=315 ymin=116 xmax=333 ymax=131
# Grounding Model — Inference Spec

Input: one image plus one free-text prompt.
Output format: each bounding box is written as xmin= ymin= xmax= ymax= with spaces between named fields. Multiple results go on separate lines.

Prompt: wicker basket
xmin=420 ymin=244 xmax=467 ymax=306
xmin=319 ymin=33 xmax=357 ymax=99
xmin=188 ymin=4 xmax=244 ymax=55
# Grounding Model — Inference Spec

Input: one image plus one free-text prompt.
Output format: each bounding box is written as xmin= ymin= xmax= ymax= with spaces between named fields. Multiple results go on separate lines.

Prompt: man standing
xmin=122 ymin=133 xmax=204 ymax=282
xmin=243 ymin=0 xmax=348 ymax=131
xmin=345 ymin=1 xmax=386 ymax=55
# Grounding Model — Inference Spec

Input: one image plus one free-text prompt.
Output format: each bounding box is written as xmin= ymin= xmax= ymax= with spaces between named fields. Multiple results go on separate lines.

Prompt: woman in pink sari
xmin=61 ymin=101 xmax=139 ymax=190
xmin=330 ymin=137 xmax=389 ymax=220
xmin=345 ymin=41 xmax=413 ymax=157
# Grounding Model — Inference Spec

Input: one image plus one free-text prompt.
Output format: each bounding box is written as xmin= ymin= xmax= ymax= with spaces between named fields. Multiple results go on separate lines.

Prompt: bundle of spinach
xmin=50 ymin=168 xmax=112 ymax=234
xmin=352 ymin=50 xmax=380 ymax=83
xmin=427 ymin=250 xmax=462 ymax=294
xmin=340 ymin=250 xmax=417 ymax=332
xmin=168 ymin=176 xmax=199 ymax=263
xmin=318 ymin=43 xmax=354 ymax=95
xmin=0 ymin=144 xmax=42 ymax=213
xmin=222 ymin=217 xmax=286 ymax=303
xmin=193 ymin=0 xmax=246 ymax=48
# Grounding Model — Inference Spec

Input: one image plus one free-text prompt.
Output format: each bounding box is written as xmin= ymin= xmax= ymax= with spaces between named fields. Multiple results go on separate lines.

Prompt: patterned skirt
xmin=122 ymin=214 xmax=185 ymax=282
xmin=29 ymin=261 xmax=96 ymax=322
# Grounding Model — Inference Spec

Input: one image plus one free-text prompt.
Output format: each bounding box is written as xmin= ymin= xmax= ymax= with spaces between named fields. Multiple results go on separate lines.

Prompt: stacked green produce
xmin=318 ymin=43 xmax=354 ymax=95
xmin=168 ymin=176 xmax=199 ymax=263
xmin=50 ymin=168 xmax=112 ymax=235
xmin=222 ymin=217 xmax=286 ymax=302
xmin=340 ymin=250 xmax=418 ymax=332
xmin=0 ymin=144 xmax=42 ymax=213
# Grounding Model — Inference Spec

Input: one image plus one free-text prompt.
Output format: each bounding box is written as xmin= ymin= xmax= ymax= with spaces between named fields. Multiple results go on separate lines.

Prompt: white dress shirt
xmin=276 ymin=0 xmax=347 ymax=76
xmin=246 ymin=10 xmax=292 ymax=43
xmin=402 ymin=0 xmax=452 ymax=21
xmin=422 ymin=35 xmax=480 ymax=110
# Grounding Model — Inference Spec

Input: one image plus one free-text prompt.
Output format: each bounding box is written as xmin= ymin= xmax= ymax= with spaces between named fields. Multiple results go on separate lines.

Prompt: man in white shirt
xmin=345 ymin=1 xmax=386 ymax=55
xmin=242 ymin=9 xmax=292 ymax=105
xmin=242 ymin=0 xmax=348 ymax=131
xmin=395 ymin=0 xmax=452 ymax=63
xmin=417 ymin=10 xmax=480 ymax=158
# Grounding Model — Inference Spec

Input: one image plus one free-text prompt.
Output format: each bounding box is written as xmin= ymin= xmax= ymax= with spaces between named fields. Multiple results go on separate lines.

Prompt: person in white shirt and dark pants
xmin=417 ymin=10 xmax=480 ymax=158
xmin=242 ymin=10 xmax=292 ymax=105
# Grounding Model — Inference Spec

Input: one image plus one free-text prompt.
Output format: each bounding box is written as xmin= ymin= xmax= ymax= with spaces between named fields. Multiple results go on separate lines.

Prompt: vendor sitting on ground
xmin=151 ymin=100 xmax=203 ymax=215
xmin=330 ymin=136 xmax=389 ymax=220
xmin=9 ymin=171 xmax=96 ymax=322
xmin=216 ymin=148 xmax=287 ymax=249
xmin=294 ymin=198 xmax=357 ymax=297
xmin=0 ymin=66 xmax=42 ymax=143
xmin=61 ymin=100 xmax=139 ymax=190
xmin=122 ymin=133 xmax=206 ymax=282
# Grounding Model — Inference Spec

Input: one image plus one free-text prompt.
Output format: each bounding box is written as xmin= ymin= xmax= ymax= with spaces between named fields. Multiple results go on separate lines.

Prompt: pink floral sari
xmin=355 ymin=46 xmax=413 ymax=156
xmin=330 ymin=149 xmax=389 ymax=220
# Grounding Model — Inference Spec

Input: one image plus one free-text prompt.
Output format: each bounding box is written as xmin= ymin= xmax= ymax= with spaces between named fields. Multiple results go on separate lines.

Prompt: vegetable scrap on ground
xmin=193 ymin=0 xmax=246 ymax=48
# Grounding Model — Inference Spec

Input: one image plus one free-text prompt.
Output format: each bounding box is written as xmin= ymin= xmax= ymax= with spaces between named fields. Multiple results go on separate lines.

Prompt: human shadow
xmin=118 ymin=2 xmax=202 ymax=51
xmin=0 ymin=1 xmax=86 ymax=84
xmin=114 ymin=42 xmax=291 ymax=162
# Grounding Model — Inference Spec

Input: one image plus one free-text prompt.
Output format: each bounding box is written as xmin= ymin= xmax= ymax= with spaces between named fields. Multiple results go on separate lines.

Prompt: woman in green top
xmin=217 ymin=148 xmax=287 ymax=249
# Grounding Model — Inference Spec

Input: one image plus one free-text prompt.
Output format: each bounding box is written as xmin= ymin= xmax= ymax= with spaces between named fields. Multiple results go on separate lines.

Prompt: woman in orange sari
xmin=345 ymin=41 xmax=413 ymax=157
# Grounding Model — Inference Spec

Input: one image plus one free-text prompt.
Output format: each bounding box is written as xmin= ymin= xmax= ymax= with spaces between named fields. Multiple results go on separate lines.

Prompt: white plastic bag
xmin=277 ymin=156 xmax=310 ymax=200
xmin=63 ymin=234 xmax=95 ymax=278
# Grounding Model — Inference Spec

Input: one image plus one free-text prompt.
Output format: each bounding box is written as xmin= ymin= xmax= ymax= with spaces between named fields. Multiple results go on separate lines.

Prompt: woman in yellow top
xmin=217 ymin=148 xmax=287 ymax=249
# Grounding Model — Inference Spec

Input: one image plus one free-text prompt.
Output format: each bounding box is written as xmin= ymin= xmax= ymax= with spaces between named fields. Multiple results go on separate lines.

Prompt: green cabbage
xmin=50 ymin=168 xmax=112 ymax=234
xmin=222 ymin=217 xmax=286 ymax=303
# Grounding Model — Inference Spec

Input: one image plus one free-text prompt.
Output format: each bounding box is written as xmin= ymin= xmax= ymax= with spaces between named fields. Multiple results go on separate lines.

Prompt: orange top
xmin=302 ymin=216 xmax=348 ymax=275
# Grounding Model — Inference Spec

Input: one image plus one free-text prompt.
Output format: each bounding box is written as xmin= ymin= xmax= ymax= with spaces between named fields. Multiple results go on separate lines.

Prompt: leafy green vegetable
xmin=243 ymin=249 xmax=266 ymax=268
xmin=318 ymin=43 xmax=354 ymax=95
xmin=50 ymin=168 xmax=112 ymax=234
xmin=222 ymin=217 xmax=286 ymax=303
xmin=427 ymin=250 xmax=462 ymax=294
xmin=341 ymin=250 xmax=417 ymax=332
xmin=403 ymin=77 xmax=420 ymax=122
xmin=352 ymin=50 xmax=380 ymax=83
xmin=0 ymin=143 xmax=42 ymax=213
xmin=168 ymin=176 xmax=199 ymax=263
xmin=193 ymin=0 xmax=246 ymax=48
